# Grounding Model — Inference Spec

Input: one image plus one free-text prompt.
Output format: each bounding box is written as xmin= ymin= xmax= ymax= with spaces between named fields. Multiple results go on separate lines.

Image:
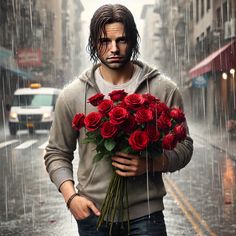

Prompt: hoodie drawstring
xmin=84 ymin=80 xmax=88 ymax=115
xmin=146 ymin=79 xmax=150 ymax=93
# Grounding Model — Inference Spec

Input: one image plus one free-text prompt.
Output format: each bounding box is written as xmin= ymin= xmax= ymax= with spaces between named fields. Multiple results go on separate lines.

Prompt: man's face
xmin=97 ymin=22 xmax=132 ymax=69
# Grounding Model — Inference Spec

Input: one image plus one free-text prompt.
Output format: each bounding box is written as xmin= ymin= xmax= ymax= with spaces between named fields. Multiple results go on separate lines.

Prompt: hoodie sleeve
xmin=44 ymin=90 xmax=78 ymax=190
xmin=164 ymin=87 xmax=194 ymax=172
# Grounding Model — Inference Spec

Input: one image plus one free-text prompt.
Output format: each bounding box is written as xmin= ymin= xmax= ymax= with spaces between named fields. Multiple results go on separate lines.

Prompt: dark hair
xmin=87 ymin=4 xmax=140 ymax=63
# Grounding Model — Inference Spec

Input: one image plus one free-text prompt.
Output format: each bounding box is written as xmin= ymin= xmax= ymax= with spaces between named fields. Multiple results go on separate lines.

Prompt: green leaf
xmin=86 ymin=131 xmax=98 ymax=138
xmin=93 ymin=152 xmax=104 ymax=162
xmin=119 ymin=146 xmax=131 ymax=153
xmin=104 ymin=139 xmax=116 ymax=152
xmin=82 ymin=137 xmax=96 ymax=144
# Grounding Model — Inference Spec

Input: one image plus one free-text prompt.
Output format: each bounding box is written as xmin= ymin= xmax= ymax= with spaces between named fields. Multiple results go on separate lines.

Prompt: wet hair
xmin=87 ymin=4 xmax=140 ymax=63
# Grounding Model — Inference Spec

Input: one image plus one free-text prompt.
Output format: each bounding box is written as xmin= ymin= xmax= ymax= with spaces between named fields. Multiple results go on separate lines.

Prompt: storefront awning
xmin=0 ymin=46 xmax=31 ymax=79
xmin=189 ymin=40 xmax=236 ymax=79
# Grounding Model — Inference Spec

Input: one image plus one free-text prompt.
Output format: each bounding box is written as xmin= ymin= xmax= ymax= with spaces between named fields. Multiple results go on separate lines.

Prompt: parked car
xmin=6 ymin=83 xmax=61 ymax=135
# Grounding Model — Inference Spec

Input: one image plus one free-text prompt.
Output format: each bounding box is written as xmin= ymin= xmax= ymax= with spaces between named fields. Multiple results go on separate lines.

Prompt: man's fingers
xmin=112 ymin=161 xmax=136 ymax=171
xmin=115 ymin=169 xmax=135 ymax=177
xmin=87 ymin=201 xmax=100 ymax=216
xmin=112 ymin=156 xmax=132 ymax=165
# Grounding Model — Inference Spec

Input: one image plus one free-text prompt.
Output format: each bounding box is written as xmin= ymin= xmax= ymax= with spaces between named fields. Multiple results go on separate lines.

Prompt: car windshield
xmin=12 ymin=94 xmax=57 ymax=107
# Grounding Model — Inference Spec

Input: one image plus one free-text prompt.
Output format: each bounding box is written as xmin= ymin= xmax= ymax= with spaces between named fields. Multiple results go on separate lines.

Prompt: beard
xmin=98 ymin=49 xmax=133 ymax=70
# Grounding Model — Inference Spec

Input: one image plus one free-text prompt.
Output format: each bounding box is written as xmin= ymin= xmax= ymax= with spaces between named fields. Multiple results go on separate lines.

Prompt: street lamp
xmin=222 ymin=72 xmax=228 ymax=80
xmin=230 ymin=68 xmax=236 ymax=109
xmin=230 ymin=68 xmax=235 ymax=77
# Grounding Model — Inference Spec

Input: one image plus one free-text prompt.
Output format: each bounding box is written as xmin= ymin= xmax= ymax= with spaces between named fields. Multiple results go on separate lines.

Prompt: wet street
xmin=0 ymin=124 xmax=235 ymax=236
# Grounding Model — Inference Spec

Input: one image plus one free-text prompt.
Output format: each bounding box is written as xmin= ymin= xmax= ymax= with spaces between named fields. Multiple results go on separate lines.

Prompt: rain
xmin=0 ymin=0 xmax=236 ymax=235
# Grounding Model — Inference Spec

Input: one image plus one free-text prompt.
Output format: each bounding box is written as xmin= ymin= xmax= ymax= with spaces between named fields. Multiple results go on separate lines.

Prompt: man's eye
xmin=99 ymin=38 xmax=110 ymax=44
xmin=117 ymin=38 xmax=127 ymax=44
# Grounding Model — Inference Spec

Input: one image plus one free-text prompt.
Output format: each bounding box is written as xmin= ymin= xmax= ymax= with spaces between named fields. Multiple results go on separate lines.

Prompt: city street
xmin=0 ymin=123 xmax=235 ymax=236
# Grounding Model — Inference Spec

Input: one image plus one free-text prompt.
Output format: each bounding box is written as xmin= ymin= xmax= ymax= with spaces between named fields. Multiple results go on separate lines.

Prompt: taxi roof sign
xmin=30 ymin=83 xmax=41 ymax=89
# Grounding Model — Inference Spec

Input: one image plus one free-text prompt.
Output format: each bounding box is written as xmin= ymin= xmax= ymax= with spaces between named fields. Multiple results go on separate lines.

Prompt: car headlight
xmin=9 ymin=112 xmax=17 ymax=120
xmin=43 ymin=112 xmax=52 ymax=120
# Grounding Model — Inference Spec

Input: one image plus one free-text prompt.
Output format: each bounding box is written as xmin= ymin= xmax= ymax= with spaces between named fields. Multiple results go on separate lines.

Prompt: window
xmin=13 ymin=94 xmax=57 ymax=107
xmin=190 ymin=2 xmax=193 ymax=20
xmin=201 ymin=0 xmax=204 ymax=18
xmin=196 ymin=0 xmax=199 ymax=22
xmin=223 ymin=1 xmax=227 ymax=23
xmin=206 ymin=26 xmax=211 ymax=54
xmin=207 ymin=0 xmax=210 ymax=11
xmin=216 ymin=7 xmax=221 ymax=28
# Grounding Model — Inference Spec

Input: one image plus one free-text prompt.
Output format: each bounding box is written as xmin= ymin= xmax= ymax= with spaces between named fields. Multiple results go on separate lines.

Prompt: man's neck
xmin=99 ymin=63 xmax=134 ymax=85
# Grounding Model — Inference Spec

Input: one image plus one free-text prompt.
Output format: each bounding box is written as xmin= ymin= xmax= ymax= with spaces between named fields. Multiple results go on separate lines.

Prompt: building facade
xmin=141 ymin=0 xmax=236 ymax=128
xmin=188 ymin=0 xmax=236 ymax=127
xmin=0 ymin=0 xmax=84 ymax=125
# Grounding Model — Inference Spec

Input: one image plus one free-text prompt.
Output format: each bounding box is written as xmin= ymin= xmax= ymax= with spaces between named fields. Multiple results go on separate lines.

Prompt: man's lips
xmin=107 ymin=57 xmax=123 ymax=61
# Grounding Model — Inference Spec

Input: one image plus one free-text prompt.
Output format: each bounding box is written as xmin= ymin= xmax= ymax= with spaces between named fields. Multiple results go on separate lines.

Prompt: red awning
xmin=189 ymin=39 xmax=236 ymax=79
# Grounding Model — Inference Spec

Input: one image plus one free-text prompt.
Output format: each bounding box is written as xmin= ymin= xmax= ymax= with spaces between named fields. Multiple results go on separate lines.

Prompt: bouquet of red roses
xmin=72 ymin=90 xmax=186 ymax=234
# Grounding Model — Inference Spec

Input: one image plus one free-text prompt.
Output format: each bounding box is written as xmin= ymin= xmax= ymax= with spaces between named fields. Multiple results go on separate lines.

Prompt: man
xmin=44 ymin=4 xmax=193 ymax=236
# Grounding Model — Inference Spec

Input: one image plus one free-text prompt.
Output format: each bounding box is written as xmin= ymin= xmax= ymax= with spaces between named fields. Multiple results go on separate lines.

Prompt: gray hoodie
xmin=44 ymin=61 xmax=193 ymax=220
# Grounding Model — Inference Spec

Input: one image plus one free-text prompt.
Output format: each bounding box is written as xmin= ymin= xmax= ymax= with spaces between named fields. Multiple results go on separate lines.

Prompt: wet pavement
xmin=188 ymin=118 xmax=236 ymax=161
xmin=0 ymin=120 xmax=235 ymax=235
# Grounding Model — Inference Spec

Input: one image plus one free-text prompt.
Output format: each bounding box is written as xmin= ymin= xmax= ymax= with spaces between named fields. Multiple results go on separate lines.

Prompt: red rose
xmin=170 ymin=107 xmax=186 ymax=123
xmin=109 ymin=107 xmax=129 ymax=125
xmin=146 ymin=125 xmax=160 ymax=142
xmin=150 ymin=102 xmax=169 ymax=118
xmin=124 ymin=94 xmax=145 ymax=110
xmin=162 ymin=133 xmax=177 ymax=150
xmin=143 ymin=93 xmax=159 ymax=105
xmin=101 ymin=121 xmax=118 ymax=138
xmin=173 ymin=124 xmax=187 ymax=141
xmin=108 ymin=90 xmax=128 ymax=102
xmin=84 ymin=112 xmax=103 ymax=131
xmin=72 ymin=113 xmax=85 ymax=131
xmin=157 ymin=113 xmax=172 ymax=131
xmin=128 ymin=130 xmax=149 ymax=151
xmin=88 ymin=93 xmax=105 ymax=106
xmin=120 ymin=114 xmax=137 ymax=133
xmin=135 ymin=108 xmax=153 ymax=124
xmin=98 ymin=100 xmax=114 ymax=114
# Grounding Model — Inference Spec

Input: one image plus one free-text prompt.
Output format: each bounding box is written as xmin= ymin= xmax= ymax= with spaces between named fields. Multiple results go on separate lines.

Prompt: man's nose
xmin=110 ymin=41 xmax=119 ymax=53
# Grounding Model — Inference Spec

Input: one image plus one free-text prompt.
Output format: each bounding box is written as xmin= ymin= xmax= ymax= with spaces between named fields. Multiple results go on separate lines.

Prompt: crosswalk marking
xmin=38 ymin=141 xmax=48 ymax=149
xmin=15 ymin=140 xmax=38 ymax=149
xmin=0 ymin=140 xmax=19 ymax=149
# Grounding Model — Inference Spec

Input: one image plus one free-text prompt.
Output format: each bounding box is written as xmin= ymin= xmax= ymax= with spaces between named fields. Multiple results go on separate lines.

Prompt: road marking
xmin=165 ymin=178 xmax=205 ymax=236
xmin=15 ymin=140 xmax=38 ymax=149
xmin=164 ymin=176 xmax=217 ymax=236
xmin=0 ymin=140 xmax=19 ymax=149
xmin=38 ymin=141 xmax=48 ymax=149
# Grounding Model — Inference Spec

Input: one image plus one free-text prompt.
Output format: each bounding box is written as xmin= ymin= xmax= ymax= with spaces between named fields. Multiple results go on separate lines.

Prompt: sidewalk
xmin=188 ymin=119 xmax=236 ymax=161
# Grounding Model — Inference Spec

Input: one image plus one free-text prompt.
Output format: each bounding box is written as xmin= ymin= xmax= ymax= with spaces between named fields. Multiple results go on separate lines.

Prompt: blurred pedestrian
xmin=44 ymin=4 xmax=193 ymax=236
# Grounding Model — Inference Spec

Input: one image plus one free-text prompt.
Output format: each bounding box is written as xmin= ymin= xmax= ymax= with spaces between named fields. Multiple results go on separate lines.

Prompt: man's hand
xmin=60 ymin=180 xmax=100 ymax=220
xmin=68 ymin=195 xmax=100 ymax=220
xmin=112 ymin=152 xmax=169 ymax=177
xmin=112 ymin=152 xmax=147 ymax=177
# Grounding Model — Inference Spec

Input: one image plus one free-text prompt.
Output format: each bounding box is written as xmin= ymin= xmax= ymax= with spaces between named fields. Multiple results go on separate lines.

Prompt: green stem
xmin=97 ymin=173 xmax=129 ymax=235
xmin=109 ymin=174 xmax=121 ymax=235
xmin=124 ymin=178 xmax=130 ymax=234
xmin=97 ymin=172 xmax=118 ymax=229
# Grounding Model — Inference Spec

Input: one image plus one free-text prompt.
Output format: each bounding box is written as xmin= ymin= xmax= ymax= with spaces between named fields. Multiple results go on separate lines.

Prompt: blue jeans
xmin=77 ymin=211 xmax=167 ymax=236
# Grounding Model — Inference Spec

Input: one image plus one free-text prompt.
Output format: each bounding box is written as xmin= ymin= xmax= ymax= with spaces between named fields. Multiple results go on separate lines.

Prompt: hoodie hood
xmin=79 ymin=60 xmax=160 ymax=92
